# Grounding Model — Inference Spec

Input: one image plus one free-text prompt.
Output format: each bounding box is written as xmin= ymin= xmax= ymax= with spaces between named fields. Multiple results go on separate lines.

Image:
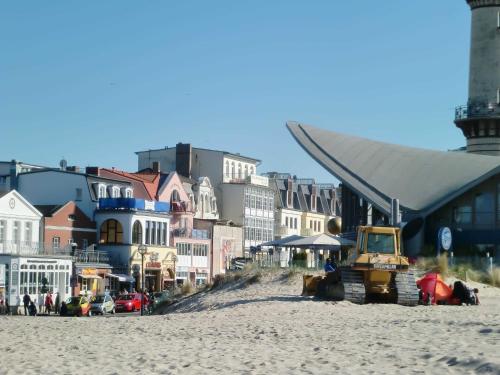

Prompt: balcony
xmin=98 ymin=198 xmax=170 ymax=213
xmin=171 ymin=201 xmax=193 ymax=213
xmin=455 ymin=103 xmax=500 ymax=121
xmin=73 ymin=250 xmax=110 ymax=264
xmin=0 ymin=241 xmax=72 ymax=257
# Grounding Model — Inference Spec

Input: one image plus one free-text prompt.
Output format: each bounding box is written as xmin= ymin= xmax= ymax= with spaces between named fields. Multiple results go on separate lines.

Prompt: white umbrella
xmin=285 ymin=233 xmax=355 ymax=248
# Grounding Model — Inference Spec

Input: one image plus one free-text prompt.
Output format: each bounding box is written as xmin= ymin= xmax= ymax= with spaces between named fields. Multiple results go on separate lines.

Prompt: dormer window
xmin=98 ymin=185 xmax=107 ymax=198
xmin=125 ymin=188 xmax=133 ymax=198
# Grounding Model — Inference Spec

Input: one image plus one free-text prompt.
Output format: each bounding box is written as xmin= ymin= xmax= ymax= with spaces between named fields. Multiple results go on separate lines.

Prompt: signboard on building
xmin=146 ymin=262 xmax=161 ymax=269
xmin=145 ymin=200 xmax=155 ymax=211
xmin=0 ymin=264 xmax=5 ymax=288
xmin=78 ymin=268 xmax=97 ymax=276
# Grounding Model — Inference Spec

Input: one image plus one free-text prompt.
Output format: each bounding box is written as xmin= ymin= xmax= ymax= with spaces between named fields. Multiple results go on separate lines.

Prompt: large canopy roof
xmin=287 ymin=121 xmax=500 ymax=216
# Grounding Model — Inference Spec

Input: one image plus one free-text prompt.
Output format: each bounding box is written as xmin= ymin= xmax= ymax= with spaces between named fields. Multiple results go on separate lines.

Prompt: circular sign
xmin=439 ymin=227 xmax=452 ymax=251
xmin=9 ymin=198 xmax=15 ymax=209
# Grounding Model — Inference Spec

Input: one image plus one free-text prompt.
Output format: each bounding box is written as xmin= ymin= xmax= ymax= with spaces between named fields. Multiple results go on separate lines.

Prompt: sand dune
xmin=0 ymin=270 xmax=499 ymax=374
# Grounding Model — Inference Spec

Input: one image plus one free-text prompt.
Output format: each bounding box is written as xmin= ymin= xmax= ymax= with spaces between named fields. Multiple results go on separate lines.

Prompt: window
xmin=151 ymin=222 xmax=157 ymax=244
xmin=475 ymin=193 xmax=494 ymax=227
xmin=112 ymin=187 xmax=120 ymax=198
xmin=238 ymin=163 xmax=242 ymax=179
xmin=244 ymin=165 xmax=249 ymax=178
xmin=294 ymin=218 xmax=298 ymax=229
xmin=98 ymin=185 xmax=106 ymax=198
xmin=0 ymin=220 xmax=5 ymax=242
xmin=171 ymin=190 xmax=180 ymax=203
xmin=99 ymin=219 xmax=123 ymax=244
xmin=250 ymin=166 xmax=254 ymax=175
xmin=453 ymin=206 xmax=472 ymax=224
xmin=193 ymin=244 xmax=208 ymax=257
xmin=52 ymin=237 xmax=60 ymax=250
xmin=75 ymin=188 xmax=82 ymax=201
xmin=13 ymin=221 xmax=20 ymax=243
xmin=176 ymin=243 xmax=191 ymax=256
xmin=125 ymin=189 xmax=133 ymax=198
xmin=366 ymin=233 xmax=395 ymax=254
xmin=156 ymin=222 xmax=161 ymax=245
xmin=145 ymin=221 xmax=151 ymax=245
xmin=24 ymin=221 xmax=32 ymax=242
xmin=82 ymin=239 xmax=88 ymax=250
xmin=162 ymin=222 xmax=167 ymax=245
xmin=285 ymin=217 xmax=289 ymax=227
xmin=318 ymin=221 xmax=322 ymax=232
xmin=231 ymin=162 xmax=235 ymax=178
xmin=68 ymin=214 xmax=76 ymax=221
xmin=132 ymin=221 xmax=143 ymax=244
xmin=225 ymin=161 xmax=230 ymax=177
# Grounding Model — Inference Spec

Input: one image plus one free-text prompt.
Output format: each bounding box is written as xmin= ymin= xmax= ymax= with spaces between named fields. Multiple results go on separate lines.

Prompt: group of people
xmin=22 ymin=291 xmax=61 ymax=316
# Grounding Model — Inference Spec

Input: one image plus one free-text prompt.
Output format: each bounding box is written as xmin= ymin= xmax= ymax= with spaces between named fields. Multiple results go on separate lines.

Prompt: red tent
xmin=416 ymin=273 xmax=459 ymax=305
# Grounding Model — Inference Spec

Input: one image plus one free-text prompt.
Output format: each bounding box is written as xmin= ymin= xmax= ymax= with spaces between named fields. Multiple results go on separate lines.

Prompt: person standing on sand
xmin=38 ymin=293 xmax=44 ymax=314
xmin=23 ymin=292 xmax=31 ymax=316
xmin=45 ymin=293 xmax=53 ymax=315
xmin=54 ymin=292 xmax=60 ymax=314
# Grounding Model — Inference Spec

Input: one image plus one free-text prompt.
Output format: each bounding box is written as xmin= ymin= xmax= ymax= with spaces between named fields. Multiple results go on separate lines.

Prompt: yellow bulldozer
xmin=305 ymin=222 xmax=419 ymax=306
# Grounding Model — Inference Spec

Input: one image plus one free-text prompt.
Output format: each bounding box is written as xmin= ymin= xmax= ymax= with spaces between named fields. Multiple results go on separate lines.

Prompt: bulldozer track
xmin=340 ymin=268 xmax=366 ymax=304
xmin=395 ymin=271 xmax=419 ymax=306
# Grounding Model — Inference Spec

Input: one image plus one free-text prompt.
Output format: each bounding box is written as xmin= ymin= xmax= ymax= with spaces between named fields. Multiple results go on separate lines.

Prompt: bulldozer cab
xmin=355 ymin=226 xmax=401 ymax=257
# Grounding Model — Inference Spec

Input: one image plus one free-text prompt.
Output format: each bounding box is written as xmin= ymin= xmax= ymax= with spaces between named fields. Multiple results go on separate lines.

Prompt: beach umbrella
xmin=285 ymin=233 xmax=355 ymax=248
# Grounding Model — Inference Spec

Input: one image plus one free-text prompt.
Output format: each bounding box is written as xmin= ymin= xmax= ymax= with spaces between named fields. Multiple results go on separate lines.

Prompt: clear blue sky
xmin=0 ymin=1 xmax=470 ymax=183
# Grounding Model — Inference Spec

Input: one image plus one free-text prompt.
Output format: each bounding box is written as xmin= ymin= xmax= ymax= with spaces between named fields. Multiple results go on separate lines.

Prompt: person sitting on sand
xmin=28 ymin=301 xmax=37 ymax=316
xmin=324 ymin=258 xmax=336 ymax=273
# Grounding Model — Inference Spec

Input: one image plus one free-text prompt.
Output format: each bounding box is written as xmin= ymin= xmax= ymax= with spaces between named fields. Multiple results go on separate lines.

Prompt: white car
xmin=89 ymin=295 xmax=115 ymax=315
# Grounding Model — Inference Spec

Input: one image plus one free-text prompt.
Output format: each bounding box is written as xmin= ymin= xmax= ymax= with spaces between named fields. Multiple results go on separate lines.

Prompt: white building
xmin=0 ymin=190 xmax=72 ymax=313
xmin=192 ymin=177 xmax=219 ymax=220
xmin=95 ymin=198 xmax=176 ymax=293
xmin=136 ymin=143 xmax=274 ymax=253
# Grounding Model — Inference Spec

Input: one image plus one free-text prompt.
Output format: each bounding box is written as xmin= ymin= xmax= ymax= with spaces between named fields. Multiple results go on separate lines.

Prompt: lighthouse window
xmin=497 ymin=12 xmax=500 ymax=29
xmin=497 ymin=88 xmax=500 ymax=105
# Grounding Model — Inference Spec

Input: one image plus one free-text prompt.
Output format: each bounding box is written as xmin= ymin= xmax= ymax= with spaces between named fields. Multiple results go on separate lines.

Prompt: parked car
xmin=114 ymin=293 xmax=142 ymax=313
xmin=64 ymin=296 xmax=91 ymax=317
xmin=90 ymin=295 xmax=115 ymax=315
xmin=152 ymin=291 xmax=171 ymax=307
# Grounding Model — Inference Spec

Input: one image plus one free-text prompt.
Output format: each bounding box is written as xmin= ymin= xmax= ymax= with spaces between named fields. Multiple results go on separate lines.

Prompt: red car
xmin=114 ymin=293 xmax=143 ymax=313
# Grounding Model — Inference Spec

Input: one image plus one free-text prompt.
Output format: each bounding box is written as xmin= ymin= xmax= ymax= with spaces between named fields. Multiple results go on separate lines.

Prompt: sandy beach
xmin=0 ymin=270 xmax=499 ymax=375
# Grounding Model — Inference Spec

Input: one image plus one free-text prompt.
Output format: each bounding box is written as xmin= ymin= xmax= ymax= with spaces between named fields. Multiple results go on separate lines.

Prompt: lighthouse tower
xmin=455 ymin=0 xmax=500 ymax=155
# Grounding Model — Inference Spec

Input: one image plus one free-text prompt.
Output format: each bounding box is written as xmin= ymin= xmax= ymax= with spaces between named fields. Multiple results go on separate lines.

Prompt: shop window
xmin=99 ymin=219 xmax=124 ymax=244
xmin=132 ymin=221 xmax=143 ymax=244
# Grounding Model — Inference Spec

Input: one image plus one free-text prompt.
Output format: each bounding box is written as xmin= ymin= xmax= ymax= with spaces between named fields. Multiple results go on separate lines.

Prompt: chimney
xmin=85 ymin=167 xmax=99 ymax=176
xmin=67 ymin=166 xmax=80 ymax=173
xmin=10 ymin=159 xmax=18 ymax=190
xmin=152 ymin=161 xmax=160 ymax=173
xmin=176 ymin=143 xmax=192 ymax=178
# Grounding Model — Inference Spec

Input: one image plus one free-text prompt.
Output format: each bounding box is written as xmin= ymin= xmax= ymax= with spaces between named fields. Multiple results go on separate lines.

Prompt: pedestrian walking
xmin=23 ymin=291 xmax=31 ymax=316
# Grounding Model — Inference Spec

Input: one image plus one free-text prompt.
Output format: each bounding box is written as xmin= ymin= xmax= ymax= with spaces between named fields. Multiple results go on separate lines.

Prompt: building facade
xmin=0 ymin=190 xmax=72 ymax=313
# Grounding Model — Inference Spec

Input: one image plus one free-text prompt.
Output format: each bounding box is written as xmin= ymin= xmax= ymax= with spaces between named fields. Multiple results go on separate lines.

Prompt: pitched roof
xmin=287 ymin=121 xmax=500 ymax=216
xmin=97 ymin=168 xmax=162 ymax=200
xmin=35 ymin=204 xmax=65 ymax=217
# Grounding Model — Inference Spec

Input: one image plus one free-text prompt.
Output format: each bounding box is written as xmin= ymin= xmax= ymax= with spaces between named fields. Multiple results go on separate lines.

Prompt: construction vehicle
xmin=312 ymin=224 xmax=419 ymax=306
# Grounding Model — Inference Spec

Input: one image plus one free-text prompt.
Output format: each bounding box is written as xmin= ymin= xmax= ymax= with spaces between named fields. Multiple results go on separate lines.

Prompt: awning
xmin=108 ymin=273 xmax=135 ymax=283
xmin=78 ymin=274 xmax=102 ymax=280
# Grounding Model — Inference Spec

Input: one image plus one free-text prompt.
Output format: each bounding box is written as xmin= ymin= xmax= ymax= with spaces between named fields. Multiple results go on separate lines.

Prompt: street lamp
xmin=137 ymin=244 xmax=148 ymax=316
xmin=171 ymin=255 xmax=177 ymax=291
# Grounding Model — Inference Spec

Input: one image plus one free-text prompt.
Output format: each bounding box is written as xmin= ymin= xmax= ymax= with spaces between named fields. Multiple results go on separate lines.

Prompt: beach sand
xmin=0 ymin=270 xmax=499 ymax=375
